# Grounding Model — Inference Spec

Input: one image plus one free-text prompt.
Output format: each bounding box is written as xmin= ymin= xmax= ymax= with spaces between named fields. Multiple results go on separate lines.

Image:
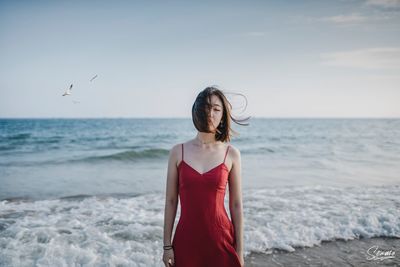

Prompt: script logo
xmin=366 ymin=245 xmax=396 ymax=261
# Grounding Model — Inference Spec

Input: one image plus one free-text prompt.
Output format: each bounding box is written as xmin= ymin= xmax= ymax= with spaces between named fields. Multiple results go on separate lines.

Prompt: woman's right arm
xmin=162 ymin=145 xmax=180 ymax=266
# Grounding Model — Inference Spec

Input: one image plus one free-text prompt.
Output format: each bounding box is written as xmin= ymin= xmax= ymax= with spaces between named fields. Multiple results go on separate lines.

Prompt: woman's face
xmin=207 ymin=94 xmax=223 ymax=132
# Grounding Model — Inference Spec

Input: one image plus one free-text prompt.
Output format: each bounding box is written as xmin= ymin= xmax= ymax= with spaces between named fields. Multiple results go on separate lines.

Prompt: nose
xmin=210 ymin=109 xmax=215 ymax=117
xmin=208 ymin=113 xmax=214 ymax=124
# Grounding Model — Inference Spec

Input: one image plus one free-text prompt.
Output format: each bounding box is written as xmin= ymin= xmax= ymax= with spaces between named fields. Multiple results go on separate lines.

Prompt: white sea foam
xmin=0 ymin=185 xmax=399 ymax=266
xmin=243 ymin=185 xmax=400 ymax=255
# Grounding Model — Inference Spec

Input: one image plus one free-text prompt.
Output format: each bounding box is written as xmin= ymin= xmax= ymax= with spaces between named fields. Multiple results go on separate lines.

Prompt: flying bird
xmin=62 ymin=84 xmax=73 ymax=96
xmin=90 ymin=75 xmax=98 ymax=82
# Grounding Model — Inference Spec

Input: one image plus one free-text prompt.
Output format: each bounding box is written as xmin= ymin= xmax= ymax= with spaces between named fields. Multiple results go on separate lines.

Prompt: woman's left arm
xmin=228 ymin=146 xmax=244 ymax=265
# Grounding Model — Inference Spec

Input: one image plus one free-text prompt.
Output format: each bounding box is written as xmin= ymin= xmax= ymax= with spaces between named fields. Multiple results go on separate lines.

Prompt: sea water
xmin=0 ymin=118 xmax=399 ymax=266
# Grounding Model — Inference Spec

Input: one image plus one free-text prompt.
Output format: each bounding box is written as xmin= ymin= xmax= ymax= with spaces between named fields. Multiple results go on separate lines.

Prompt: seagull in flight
xmin=90 ymin=75 xmax=98 ymax=82
xmin=62 ymin=84 xmax=73 ymax=96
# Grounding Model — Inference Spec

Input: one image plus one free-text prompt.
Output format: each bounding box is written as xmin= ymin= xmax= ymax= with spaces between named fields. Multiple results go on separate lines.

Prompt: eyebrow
xmin=211 ymin=103 xmax=222 ymax=107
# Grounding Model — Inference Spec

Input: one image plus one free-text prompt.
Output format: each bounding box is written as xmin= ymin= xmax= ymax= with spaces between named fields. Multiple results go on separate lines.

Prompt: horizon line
xmin=0 ymin=116 xmax=399 ymax=120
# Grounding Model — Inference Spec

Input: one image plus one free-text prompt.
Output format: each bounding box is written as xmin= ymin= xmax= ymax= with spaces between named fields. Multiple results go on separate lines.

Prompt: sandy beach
xmin=244 ymin=237 xmax=399 ymax=266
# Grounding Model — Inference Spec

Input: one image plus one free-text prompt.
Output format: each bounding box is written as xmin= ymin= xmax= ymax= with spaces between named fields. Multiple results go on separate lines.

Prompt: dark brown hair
xmin=192 ymin=86 xmax=251 ymax=142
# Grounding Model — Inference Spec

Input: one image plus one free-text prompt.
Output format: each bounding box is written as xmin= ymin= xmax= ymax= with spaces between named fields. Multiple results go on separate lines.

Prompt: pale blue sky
xmin=1 ymin=0 xmax=399 ymax=118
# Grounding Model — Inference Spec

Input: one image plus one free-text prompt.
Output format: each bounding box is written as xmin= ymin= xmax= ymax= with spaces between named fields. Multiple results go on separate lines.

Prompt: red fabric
xmin=172 ymin=143 xmax=241 ymax=267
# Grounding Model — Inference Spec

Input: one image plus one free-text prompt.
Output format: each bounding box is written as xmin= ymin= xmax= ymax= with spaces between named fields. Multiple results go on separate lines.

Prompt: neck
xmin=196 ymin=132 xmax=218 ymax=146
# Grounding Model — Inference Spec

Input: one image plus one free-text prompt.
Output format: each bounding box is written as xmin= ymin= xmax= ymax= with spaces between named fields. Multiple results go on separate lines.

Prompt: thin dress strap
xmin=181 ymin=143 xmax=184 ymax=161
xmin=223 ymin=145 xmax=230 ymax=164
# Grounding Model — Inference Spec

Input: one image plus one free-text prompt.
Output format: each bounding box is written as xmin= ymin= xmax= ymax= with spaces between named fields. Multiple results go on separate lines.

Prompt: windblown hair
xmin=192 ymin=86 xmax=251 ymax=142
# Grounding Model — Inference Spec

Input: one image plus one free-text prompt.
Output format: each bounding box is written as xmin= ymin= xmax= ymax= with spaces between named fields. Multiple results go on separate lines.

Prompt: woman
xmin=162 ymin=86 xmax=250 ymax=267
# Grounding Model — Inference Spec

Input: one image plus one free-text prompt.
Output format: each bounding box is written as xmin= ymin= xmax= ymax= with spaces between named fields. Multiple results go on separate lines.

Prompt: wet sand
xmin=244 ymin=237 xmax=400 ymax=266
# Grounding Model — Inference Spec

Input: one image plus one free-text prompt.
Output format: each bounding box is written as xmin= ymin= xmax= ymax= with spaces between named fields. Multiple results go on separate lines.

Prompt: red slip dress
xmin=171 ymin=143 xmax=242 ymax=267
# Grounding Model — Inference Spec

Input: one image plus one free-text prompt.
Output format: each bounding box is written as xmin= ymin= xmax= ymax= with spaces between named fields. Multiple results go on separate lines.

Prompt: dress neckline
xmin=179 ymin=160 xmax=228 ymax=176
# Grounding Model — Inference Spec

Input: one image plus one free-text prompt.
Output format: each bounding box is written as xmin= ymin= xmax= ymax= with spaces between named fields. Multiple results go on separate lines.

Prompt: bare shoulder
xmin=227 ymin=143 xmax=241 ymax=159
xmin=168 ymin=143 xmax=182 ymax=162
xmin=226 ymin=144 xmax=241 ymax=172
xmin=170 ymin=143 xmax=182 ymax=152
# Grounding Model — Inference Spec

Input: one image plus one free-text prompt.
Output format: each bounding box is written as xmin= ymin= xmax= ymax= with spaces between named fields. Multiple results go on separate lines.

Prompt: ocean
xmin=0 ymin=118 xmax=399 ymax=266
